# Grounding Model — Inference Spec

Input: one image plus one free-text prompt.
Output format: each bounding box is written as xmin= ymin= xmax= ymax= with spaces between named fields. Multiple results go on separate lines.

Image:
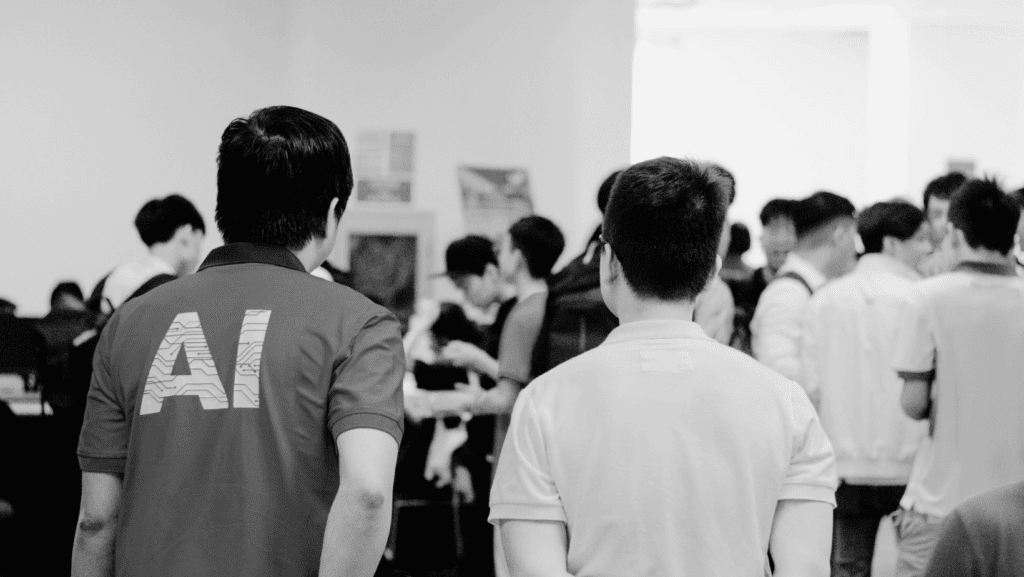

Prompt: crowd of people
xmin=2 ymin=104 xmax=1024 ymax=577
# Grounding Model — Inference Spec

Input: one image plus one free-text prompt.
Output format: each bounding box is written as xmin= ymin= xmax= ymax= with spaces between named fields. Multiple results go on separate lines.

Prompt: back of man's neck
xmin=791 ymin=248 xmax=829 ymax=275
xmin=147 ymin=246 xmax=179 ymax=275
xmin=956 ymin=248 xmax=1014 ymax=267
xmin=615 ymin=299 xmax=695 ymax=325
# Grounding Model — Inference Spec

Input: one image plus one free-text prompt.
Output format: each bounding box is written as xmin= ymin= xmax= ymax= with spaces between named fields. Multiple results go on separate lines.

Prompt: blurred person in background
xmin=720 ymin=222 xmax=754 ymax=284
xmin=917 ymin=173 xmax=968 ymax=277
xmin=87 ymin=193 xmax=206 ymax=314
xmin=892 ymin=179 xmax=1024 ymax=577
xmin=802 ymin=201 xmax=931 ymax=577
xmin=729 ymin=199 xmax=799 ymax=355
xmin=695 ymin=163 xmax=737 ymax=345
xmin=751 ymin=191 xmax=857 ymax=404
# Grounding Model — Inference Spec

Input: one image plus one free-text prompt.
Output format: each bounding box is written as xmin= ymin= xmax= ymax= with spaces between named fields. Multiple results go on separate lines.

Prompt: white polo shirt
xmin=894 ymin=261 xmax=1024 ymax=518
xmin=802 ymin=254 xmax=927 ymax=485
xmin=489 ymin=320 xmax=837 ymax=577
xmin=751 ymin=253 xmax=827 ymax=394
xmin=102 ymin=254 xmax=177 ymax=311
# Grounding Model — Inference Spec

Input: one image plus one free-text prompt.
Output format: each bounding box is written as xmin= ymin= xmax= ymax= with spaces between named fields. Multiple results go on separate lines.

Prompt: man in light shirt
xmin=802 ymin=201 xmax=932 ymax=577
xmin=751 ymin=191 xmax=856 ymax=402
xmin=892 ymin=178 xmax=1024 ymax=577
xmin=490 ymin=157 xmax=838 ymax=577
xmin=87 ymin=194 xmax=206 ymax=314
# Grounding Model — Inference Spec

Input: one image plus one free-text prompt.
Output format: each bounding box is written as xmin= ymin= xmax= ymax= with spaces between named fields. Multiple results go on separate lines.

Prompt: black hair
xmin=727 ymin=223 xmax=751 ymax=256
xmin=1012 ymin=187 xmax=1024 ymax=209
xmin=792 ymin=191 xmax=856 ymax=239
xmin=597 ymin=170 xmax=623 ymax=214
xmin=923 ymin=172 xmax=968 ymax=210
xmin=603 ymin=157 xmax=728 ymax=301
xmin=216 ymin=106 xmax=354 ymax=250
xmin=759 ymin=199 xmax=798 ymax=226
xmin=508 ymin=215 xmax=565 ymax=279
xmin=134 ymin=194 xmax=205 ymax=247
xmin=0 ymin=298 xmax=15 ymax=315
xmin=51 ymin=281 xmax=84 ymax=308
xmin=948 ymin=178 xmax=1021 ymax=254
xmin=857 ymin=201 xmax=925 ymax=254
xmin=709 ymin=164 xmax=736 ymax=205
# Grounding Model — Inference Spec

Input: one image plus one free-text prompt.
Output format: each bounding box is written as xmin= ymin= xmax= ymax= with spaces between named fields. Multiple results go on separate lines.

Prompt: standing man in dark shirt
xmin=72 ymin=106 xmax=405 ymax=577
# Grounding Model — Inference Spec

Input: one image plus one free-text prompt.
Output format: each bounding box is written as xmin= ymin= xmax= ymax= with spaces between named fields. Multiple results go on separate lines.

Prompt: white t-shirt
xmin=489 ymin=320 xmax=837 ymax=577
xmin=802 ymin=254 xmax=927 ymax=485
xmin=101 ymin=254 xmax=177 ymax=311
xmin=894 ymin=262 xmax=1024 ymax=517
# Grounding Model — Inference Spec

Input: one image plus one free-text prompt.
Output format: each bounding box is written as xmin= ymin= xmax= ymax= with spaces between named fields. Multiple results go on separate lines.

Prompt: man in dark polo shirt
xmin=71 ymin=106 xmax=405 ymax=577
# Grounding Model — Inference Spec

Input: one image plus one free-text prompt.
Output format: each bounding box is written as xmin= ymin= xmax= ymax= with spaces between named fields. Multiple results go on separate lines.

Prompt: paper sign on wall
xmin=356 ymin=131 xmax=415 ymax=203
xmin=458 ymin=166 xmax=533 ymax=239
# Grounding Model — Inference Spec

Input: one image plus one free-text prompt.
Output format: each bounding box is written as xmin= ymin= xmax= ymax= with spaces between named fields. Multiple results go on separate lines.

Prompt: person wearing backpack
xmin=751 ymin=191 xmax=857 ymax=406
xmin=531 ymin=170 xmax=621 ymax=376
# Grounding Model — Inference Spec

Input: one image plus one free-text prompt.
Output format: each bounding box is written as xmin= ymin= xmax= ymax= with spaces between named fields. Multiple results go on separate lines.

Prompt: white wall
xmin=907 ymin=23 xmax=1024 ymax=196
xmin=632 ymin=29 xmax=870 ymax=262
xmin=284 ymin=0 xmax=635 ymax=299
xmin=1 ymin=0 xmax=635 ymax=315
xmin=1 ymin=0 xmax=289 ymax=315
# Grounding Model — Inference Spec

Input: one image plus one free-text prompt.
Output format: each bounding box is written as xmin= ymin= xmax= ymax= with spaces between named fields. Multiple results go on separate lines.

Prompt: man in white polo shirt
xmin=489 ymin=157 xmax=838 ymax=577
xmin=751 ymin=191 xmax=857 ymax=403
xmin=892 ymin=178 xmax=1024 ymax=577
xmin=802 ymin=201 xmax=932 ymax=577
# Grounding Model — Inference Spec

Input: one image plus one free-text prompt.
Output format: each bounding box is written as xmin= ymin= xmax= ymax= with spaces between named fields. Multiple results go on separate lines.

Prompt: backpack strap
xmin=126 ymin=273 xmax=176 ymax=304
xmin=775 ymin=271 xmax=814 ymax=295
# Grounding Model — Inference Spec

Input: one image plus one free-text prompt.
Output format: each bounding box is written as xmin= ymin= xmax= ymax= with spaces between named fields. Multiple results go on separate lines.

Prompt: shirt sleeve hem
xmin=330 ymin=412 xmax=403 ymax=445
xmin=487 ymin=503 xmax=567 ymax=525
xmin=779 ymin=483 xmax=838 ymax=507
xmin=78 ymin=455 xmax=126 ymax=474
xmin=896 ymin=370 xmax=935 ymax=381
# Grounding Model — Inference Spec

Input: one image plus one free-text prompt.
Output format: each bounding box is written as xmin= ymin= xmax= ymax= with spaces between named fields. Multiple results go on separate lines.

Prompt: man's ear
xmin=324 ymin=198 xmax=341 ymax=239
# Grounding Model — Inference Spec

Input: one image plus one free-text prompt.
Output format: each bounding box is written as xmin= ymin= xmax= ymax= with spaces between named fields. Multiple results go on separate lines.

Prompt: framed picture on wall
xmin=353 ymin=130 xmax=416 ymax=206
xmin=327 ymin=210 xmax=434 ymax=332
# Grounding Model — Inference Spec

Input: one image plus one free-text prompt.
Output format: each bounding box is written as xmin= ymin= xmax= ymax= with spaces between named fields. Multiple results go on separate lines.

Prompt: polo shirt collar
xmin=954 ymin=260 xmax=1018 ymax=277
xmin=198 ymin=243 xmax=306 ymax=273
xmin=779 ymin=252 xmax=828 ymax=291
xmin=856 ymin=253 xmax=921 ymax=281
xmin=604 ymin=319 xmax=712 ymax=345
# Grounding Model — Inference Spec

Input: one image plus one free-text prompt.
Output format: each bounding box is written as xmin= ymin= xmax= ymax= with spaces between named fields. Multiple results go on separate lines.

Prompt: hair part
xmin=948 ymin=177 xmax=1021 ymax=254
xmin=216 ymin=106 xmax=354 ymax=250
xmin=508 ymin=215 xmax=565 ymax=279
xmin=603 ymin=157 xmax=729 ymax=301
xmin=134 ymin=194 xmax=205 ymax=247
xmin=857 ymin=201 xmax=925 ymax=254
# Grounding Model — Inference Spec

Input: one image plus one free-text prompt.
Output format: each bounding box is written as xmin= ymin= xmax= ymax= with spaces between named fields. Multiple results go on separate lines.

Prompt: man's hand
xmin=441 ymin=341 xmax=486 ymax=371
xmin=404 ymin=389 xmax=434 ymax=422
xmin=452 ymin=465 xmax=475 ymax=504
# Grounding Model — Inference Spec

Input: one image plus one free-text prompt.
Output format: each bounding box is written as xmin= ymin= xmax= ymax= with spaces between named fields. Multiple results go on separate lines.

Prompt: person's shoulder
xmin=953 ymin=480 xmax=1024 ymax=529
xmin=509 ymin=292 xmax=548 ymax=323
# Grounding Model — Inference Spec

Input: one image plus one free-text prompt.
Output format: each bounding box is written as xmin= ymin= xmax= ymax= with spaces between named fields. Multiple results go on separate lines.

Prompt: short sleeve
xmin=893 ymin=287 xmax=936 ymax=381
xmin=488 ymin=390 xmax=565 ymax=524
xmin=497 ymin=294 xmax=547 ymax=386
xmin=329 ymin=312 xmax=406 ymax=444
xmin=77 ymin=315 xmax=129 ymax=474
xmin=780 ymin=382 xmax=838 ymax=506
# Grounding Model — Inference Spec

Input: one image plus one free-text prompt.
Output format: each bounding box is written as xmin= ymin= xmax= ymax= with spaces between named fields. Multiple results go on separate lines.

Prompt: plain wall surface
xmin=1 ymin=0 xmax=635 ymax=315
xmin=632 ymin=29 xmax=870 ymax=260
xmin=1 ymin=0 xmax=289 ymax=315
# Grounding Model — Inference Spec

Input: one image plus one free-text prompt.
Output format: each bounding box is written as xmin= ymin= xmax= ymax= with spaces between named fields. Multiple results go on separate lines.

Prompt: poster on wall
xmin=356 ymin=130 xmax=415 ymax=204
xmin=457 ymin=166 xmax=533 ymax=239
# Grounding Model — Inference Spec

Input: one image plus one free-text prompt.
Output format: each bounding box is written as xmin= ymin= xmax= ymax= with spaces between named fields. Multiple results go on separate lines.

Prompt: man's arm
xmin=319 ymin=428 xmax=398 ymax=577
xmin=752 ymin=282 xmax=809 ymax=385
xmin=71 ymin=472 xmax=122 ymax=577
xmin=499 ymin=519 xmax=573 ymax=577
xmin=768 ymin=499 xmax=833 ymax=577
xmin=428 ymin=378 xmax=522 ymax=417
xmin=901 ymin=377 xmax=932 ymax=421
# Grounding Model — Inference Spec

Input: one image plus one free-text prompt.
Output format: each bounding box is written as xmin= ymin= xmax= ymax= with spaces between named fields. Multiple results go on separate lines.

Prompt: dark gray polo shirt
xmin=77 ymin=242 xmax=405 ymax=577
